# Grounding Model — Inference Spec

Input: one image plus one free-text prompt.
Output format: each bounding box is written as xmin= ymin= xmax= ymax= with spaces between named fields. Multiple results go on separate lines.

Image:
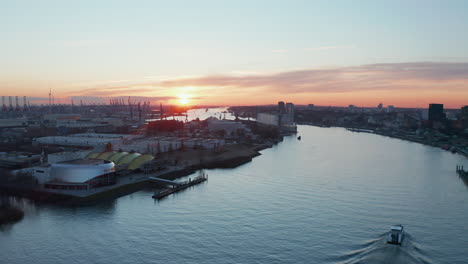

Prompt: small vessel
xmin=297 ymin=136 xmax=301 ymax=140
xmin=387 ymin=224 xmax=404 ymax=245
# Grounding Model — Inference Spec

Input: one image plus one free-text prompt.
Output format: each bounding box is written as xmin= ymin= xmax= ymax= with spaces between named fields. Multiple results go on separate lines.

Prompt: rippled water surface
xmin=2 ymin=126 xmax=468 ymax=264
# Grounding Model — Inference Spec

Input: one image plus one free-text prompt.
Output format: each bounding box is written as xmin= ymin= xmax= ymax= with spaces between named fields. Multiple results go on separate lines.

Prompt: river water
xmin=2 ymin=125 xmax=468 ymax=264
xmin=148 ymin=107 xmax=251 ymax=122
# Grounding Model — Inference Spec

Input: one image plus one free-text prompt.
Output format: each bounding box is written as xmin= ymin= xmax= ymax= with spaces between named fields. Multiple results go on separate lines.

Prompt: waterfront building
xmin=26 ymin=149 xmax=154 ymax=187
xmin=461 ymin=106 xmax=468 ymax=118
xmin=33 ymin=135 xmax=123 ymax=151
xmin=33 ymin=133 xmax=143 ymax=151
xmin=107 ymin=152 xmax=129 ymax=163
xmin=286 ymin=103 xmax=295 ymax=116
xmin=86 ymin=151 xmax=156 ymax=169
xmin=256 ymin=101 xmax=296 ymax=133
xmin=461 ymin=106 xmax=468 ymax=127
xmin=37 ymin=159 xmax=116 ymax=190
xmin=279 ymin=112 xmax=295 ymax=127
xmin=207 ymin=119 xmax=251 ymax=136
xmin=428 ymin=103 xmax=445 ymax=121
xmin=115 ymin=152 xmax=141 ymax=165
xmin=42 ymin=114 xmax=81 ymax=122
xmin=182 ymin=138 xmax=224 ymax=150
xmin=256 ymin=113 xmax=280 ymax=126
xmin=0 ymin=152 xmax=42 ymax=169
xmin=0 ymin=118 xmax=28 ymax=129
xmin=47 ymin=151 xmax=91 ymax=164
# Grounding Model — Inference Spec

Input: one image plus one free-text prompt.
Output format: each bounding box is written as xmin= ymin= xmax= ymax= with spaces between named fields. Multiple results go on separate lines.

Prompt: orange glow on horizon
xmin=177 ymin=93 xmax=191 ymax=105
xmin=19 ymin=89 xmax=468 ymax=109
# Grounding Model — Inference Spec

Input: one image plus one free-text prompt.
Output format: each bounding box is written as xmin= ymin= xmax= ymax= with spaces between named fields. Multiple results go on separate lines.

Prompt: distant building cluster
xmin=256 ymin=101 xmax=297 ymax=133
xmin=293 ymin=102 xmax=468 ymax=156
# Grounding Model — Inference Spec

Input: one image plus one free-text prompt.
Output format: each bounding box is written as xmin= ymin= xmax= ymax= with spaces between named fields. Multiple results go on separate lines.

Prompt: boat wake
xmin=331 ymin=233 xmax=432 ymax=264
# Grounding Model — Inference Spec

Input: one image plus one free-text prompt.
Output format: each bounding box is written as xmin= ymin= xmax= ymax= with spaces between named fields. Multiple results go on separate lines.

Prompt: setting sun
xmin=177 ymin=93 xmax=191 ymax=105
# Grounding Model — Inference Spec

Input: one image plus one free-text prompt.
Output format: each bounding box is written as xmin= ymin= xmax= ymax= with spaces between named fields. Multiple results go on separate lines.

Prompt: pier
xmin=148 ymin=177 xmax=183 ymax=187
xmin=152 ymin=171 xmax=208 ymax=200
xmin=456 ymin=165 xmax=468 ymax=180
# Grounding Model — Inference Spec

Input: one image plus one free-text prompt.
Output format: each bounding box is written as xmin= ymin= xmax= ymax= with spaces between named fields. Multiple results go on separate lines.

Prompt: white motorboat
xmin=387 ymin=224 xmax=404 ymax=245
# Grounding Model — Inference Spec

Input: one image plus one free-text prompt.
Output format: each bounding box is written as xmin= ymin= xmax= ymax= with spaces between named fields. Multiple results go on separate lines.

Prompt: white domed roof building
xmin=44 ymin=159 xmax=116 ymax=190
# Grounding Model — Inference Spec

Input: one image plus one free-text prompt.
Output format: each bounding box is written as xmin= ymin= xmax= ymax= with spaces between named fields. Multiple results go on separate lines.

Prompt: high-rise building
xmin=378 ymin=103 xmax=383 ymax=110
xmin=428 ymin=103 xmax=445 ymax=121
xmin=461 ymin=106 xmax=468 ymax=119
xmin=461 ymin=106 xmax=468 ymax=127
xmin=278 ymin=101 xmax=286 ymax=114
xmin=286 ymin=103 xmax=294 ymax=115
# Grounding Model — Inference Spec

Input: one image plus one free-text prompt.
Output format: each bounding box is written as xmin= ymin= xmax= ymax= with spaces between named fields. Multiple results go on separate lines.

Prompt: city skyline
xmin=2 ymin=0 xmax=468 ymax=107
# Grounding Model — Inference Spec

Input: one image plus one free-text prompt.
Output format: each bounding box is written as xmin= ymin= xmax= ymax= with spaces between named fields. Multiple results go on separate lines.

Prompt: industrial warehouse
xmin=33 ymin=133 xmax=225 ymax=153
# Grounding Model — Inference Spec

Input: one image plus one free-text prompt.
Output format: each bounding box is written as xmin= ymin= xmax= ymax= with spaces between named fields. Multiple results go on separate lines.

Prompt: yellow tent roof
xmin=128 ymin=154 xmax=154 ymax=170
xmin=117 ymin=153 xmax=141 ymax=165
xmin=86 ymin=152 xmax=101 ymax=159
xmin=96 ymin=151 xmax=116 ymax=160
xmin=108 ymin=152 xmax=128 ymax=163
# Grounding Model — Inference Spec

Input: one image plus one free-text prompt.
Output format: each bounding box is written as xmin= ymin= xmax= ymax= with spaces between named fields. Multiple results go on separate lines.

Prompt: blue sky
xmin=1 ymin=0 xmax=468 ymax=106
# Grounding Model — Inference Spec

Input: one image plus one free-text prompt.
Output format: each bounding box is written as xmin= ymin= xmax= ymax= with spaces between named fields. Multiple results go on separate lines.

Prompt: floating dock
xmin=151 ymin=171 xmax=208 ymax=199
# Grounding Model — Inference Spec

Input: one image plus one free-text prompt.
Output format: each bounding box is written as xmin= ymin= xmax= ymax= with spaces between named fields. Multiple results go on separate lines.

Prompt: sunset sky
xmin=1 ymin=0 xmax=468 ymax=108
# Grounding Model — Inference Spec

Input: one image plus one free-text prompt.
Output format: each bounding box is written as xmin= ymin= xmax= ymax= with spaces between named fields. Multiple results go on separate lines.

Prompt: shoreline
xmin=0 ymin=140 xmax=280 ymax=206
xmin=299 ymin=123 xmax=468 ymax=159
xmin=375 ymin=132 xmax=468 ymax=158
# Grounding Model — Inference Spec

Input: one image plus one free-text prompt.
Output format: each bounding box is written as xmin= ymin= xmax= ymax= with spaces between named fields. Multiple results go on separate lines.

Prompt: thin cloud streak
xmin=158 ymin=62 xmax=468 ymax=93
